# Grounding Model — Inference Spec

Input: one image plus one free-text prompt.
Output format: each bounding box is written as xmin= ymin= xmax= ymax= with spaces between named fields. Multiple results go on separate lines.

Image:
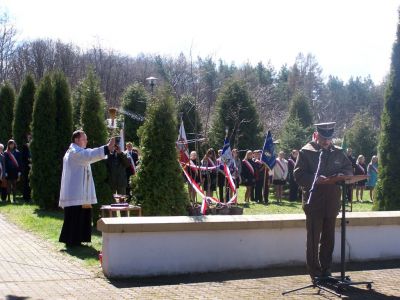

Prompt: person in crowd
xmin=124 ymin=142 xmax=137 ymax=200
xmin=4 ymin=139 xmax=21 ymax=203
xmin=253 ymin=150 xmax=268 ymax=204
xmin=232 ymin=148 xmax=242 ymax=188
xmin=59 ymin=130 xmax=115 ymax=247
xmin=216 ymin=149 xmax=226 ymax=202
xmin=273 ymin=151 xmax=288 ymax=203
xmin=201 ymin=148 xmax=217 ymax=197
xmin=188 ymin=151 xmax=201 ymax=202
xmin=294 ymin=122 xmax=353 ymax=281
xmin=20 ymin=134 xmax=32 ymax=202
xmin=366 ymin=155 xmax=378 ymax=202
xmin=288 ymin=149 xmax=300 ymax=201
xmin=354 ymin=154 xmax=367 ymax=202
xmin=345 ymin=148 xmax=356 ymax=203
xmin=241 ymin=150 xmax=256 ymax=205
xmin=0 ymin=143 xmax=7 ymax=201
xmin=132 ymin=147 xmax=141 ymax=170
xmin=107 ymin=142 xmax=131 ymax=196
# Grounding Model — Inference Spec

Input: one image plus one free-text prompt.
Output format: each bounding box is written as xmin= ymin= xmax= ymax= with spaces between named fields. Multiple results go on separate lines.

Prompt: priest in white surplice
xmin=59 ymin=130 xmax=115 ymax=247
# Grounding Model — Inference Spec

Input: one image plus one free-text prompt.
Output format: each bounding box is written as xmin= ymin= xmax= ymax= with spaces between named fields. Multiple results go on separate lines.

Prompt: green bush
xmin=134 ymin=88 xmax=188 ymax=216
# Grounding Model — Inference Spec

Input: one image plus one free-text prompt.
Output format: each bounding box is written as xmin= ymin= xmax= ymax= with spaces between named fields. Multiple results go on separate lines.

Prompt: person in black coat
xmin=4 ymin=140 xmax=21 ymax=203
xmin=20 ymin=134 xmax=32 ymax=202
xmin=241 ymin=150 xmax=256 ymax=204
xmin=288 ymin=149 xmax=300 ymax=201
xmin=0 ymin=144 xmax=7 ymax=201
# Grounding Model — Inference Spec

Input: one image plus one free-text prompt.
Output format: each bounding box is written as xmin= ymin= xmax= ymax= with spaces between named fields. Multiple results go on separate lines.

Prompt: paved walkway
xmin=1 ymin=213 xmax=400 ymax=300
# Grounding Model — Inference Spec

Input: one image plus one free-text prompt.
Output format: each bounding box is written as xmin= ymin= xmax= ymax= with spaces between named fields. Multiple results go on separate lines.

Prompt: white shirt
xmin=59 ymin=143 xmax=106 ymax=208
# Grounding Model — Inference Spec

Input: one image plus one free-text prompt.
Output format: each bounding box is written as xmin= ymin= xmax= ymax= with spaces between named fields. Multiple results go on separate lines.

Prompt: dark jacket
xmin=294 ymin=142 xmax=353 ymax=217
xmin=107 ymin=151 xmax=131 ymax=192
xmin=4 ymin=150 xmax=21 ymax=180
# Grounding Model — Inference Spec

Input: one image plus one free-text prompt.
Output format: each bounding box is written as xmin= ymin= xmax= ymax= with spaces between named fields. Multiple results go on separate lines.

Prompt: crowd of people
xmin=184 ymin=147 xmax=303 ymax=205
xmin=345 ymin=148 xmax=378 ymax=202
xmin=0 ymin=137 xmax=32 ymax=203
xmin=0 ymin=134 xmax=141 ymax=205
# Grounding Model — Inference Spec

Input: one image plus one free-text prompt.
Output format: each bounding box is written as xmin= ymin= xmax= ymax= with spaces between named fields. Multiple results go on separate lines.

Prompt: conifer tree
xmin=279 ymin=117 xmax=312 ymax=154
xmin=209 ymin=80 xmax=262 ymax=151
xmin=0 ymin=82 xmax=16 ymax=144
xmin=80 ymin=70 xmax=112 ymax=222
xmin=376 ymin=11 xmax=400 ymax=210
xmin=177 ymin=95 xmax=202 ymax=152
xmin=71 ymin=81 xmax=84 ymax=129
xmin=134 ymin=88 xmax=188 ymax=216
xmin=13 ymin=75 xmax=36 ymax=147
xmin=121 ymin=83 xmax=148 ymax=146
xmin=30 ymin=75 xmax=58 ymax=209
xmin=53 ymin=72 xmax=73 ymax=201
xmin=288 ymin=92 xmax=313 ymax=128
xmin=345 ymin=112 xmax=377 ymax=161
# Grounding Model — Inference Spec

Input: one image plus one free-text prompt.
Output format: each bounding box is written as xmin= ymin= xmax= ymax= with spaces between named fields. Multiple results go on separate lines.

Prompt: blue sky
xmin=1 ymin=0 xmax=399 ymax=83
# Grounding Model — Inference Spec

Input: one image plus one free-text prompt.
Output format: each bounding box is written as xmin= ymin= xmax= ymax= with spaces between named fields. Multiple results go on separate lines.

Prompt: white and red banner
xmin=176 ymin=120 xmax=190 ymax=164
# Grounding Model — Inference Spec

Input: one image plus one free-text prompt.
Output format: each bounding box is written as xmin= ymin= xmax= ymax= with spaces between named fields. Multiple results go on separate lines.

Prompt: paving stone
xmin=1 ymin=213 xmax=400 ymax=299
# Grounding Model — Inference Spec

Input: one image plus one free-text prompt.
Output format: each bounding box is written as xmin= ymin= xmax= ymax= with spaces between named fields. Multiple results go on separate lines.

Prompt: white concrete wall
xmin=100 ymin=221 xmax=400 ymax=278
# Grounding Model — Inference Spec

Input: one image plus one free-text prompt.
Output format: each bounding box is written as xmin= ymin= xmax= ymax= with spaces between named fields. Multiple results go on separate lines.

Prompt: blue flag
xmin=220 ymin=137 xmax=234 ymax=168
xmin=262 ymin=131 xmax=276 ymax=169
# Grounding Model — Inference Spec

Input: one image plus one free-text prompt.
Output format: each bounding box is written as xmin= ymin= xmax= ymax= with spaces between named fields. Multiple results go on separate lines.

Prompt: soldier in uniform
xmin=294 ymin=122 xmax=353 ymax=280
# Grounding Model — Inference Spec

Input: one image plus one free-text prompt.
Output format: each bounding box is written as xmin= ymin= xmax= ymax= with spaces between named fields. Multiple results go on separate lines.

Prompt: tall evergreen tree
xmin=279 ymin=117 xmax=312 ymax=154
xmin=13 ymin=75 xmax=36 ymax=147
xmin=177 ymin=95 xmax=202 ymax=152
xmin=30 ymin=75 xmax=58 ymax=209
xmin=71 ymin=81 xmax=84 ymax=129
xmin=134 ymin=88 xmax=188 ymax=216
xmin=288 ymin=92 xmax=313 ymax=128
xmin=80 ymin=70 xmax=112 ymax=222
xmin=0 ymin=82 xmax=16 ymax=144
xmin=376 ymin=11 xmax=400 ymax=210
xmin=345 ymin=112 xmax=377 ymax=161
xmin=121 ymin=83 xmax=148 ymax=146
xmin=53 ymin=72 xmax=73 ymax=200
xmin=209 ymin=80 xmax=262 ymax=150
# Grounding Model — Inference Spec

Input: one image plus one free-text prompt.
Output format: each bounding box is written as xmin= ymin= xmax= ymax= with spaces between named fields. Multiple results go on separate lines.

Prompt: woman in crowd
xmin=0 ymin=143 xmax=7 ymax=201
xmin=4 ymin=139 xmax=21 ymax=203
xmin=201 ymin=148 xmax=217 ymax=197
xmin=288 ymin=149 xmax=300 ymax=202
xmin=232 ymin=148 xmax=242 ymax=188
xmin=241 ymin=150 xmax=256 ymax=205
xmin=366 ymin=155 xmax=378 ymax=202
xmin=188 ymin=151 xmax=201 ymax=202
xmin=354 ymin=154 xmax=367 ymax=202
xmin=273 ymin=151 xmax=288 ymax=203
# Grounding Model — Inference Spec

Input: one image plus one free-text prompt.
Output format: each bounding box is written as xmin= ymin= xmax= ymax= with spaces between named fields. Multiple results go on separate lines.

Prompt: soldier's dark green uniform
xmin=294 ymin=123 xmax=353 ymax=279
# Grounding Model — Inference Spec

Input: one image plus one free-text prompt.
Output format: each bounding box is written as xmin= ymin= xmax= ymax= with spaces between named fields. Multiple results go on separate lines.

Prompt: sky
xmin=1 ymin=0 xmax=399 ymax=84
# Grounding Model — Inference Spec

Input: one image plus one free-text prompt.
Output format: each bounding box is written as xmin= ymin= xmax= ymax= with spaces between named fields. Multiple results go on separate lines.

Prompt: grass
xmin=0 ymin=190 xmax=374 ymax=269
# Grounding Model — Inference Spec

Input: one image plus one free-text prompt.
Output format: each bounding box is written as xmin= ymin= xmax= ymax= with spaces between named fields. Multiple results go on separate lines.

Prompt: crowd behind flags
xmin=176 ymin=123 xmax=280 ymax=214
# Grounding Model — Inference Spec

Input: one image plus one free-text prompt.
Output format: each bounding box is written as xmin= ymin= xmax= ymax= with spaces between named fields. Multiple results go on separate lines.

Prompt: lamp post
xmin=146 ymin=76 xmax=158 ymax=94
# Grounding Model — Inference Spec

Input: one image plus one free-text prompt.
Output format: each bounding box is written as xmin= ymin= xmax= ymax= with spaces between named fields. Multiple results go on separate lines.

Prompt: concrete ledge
xmin=97 ymin=211 xmax=400 ymax=278
xmin=97 ymin=211 xmax=400 ymax=233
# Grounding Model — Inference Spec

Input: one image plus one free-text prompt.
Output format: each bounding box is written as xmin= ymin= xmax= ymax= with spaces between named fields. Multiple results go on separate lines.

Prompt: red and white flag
xmin=176 ymin=120 xmax=190 ymax=164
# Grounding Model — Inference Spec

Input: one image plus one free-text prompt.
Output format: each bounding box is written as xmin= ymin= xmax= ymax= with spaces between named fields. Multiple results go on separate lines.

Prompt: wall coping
xmin=97 ymin=211 xmax=400 ymax=233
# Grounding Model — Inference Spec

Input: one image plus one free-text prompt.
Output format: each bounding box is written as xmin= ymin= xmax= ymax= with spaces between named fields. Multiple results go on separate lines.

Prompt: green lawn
xmin=0 ymin=190 xmax=373 ymax=268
